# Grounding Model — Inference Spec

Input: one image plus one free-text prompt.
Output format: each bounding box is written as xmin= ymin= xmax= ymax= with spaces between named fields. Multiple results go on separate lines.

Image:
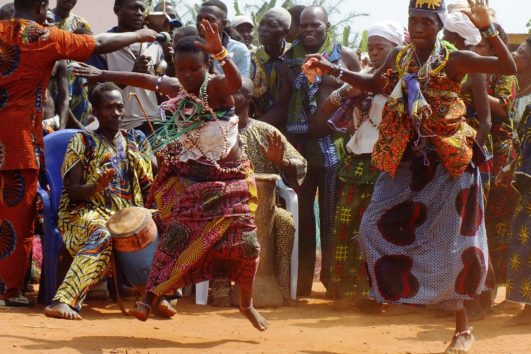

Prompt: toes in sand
xmin=44 ymin=302 xmax=82 ymax=320
xmin=240 ymin=306 xmax=269 ymax=331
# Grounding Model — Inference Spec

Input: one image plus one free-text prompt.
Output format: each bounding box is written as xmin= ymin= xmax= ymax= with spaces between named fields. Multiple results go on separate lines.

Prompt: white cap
xmin=367 ymin=20 xmax=405 ymax=46
xmin=232 ymin=15 xmax=254 ymax=28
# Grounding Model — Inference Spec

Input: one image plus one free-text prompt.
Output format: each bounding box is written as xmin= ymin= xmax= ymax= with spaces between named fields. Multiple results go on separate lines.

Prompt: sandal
xmin=444 ymin=328 xmax=475 ymax=354
xmin=0 ymin=291 xmax=35 ymax=307
xmin=129 ymin=301 xmax=151 ymax=321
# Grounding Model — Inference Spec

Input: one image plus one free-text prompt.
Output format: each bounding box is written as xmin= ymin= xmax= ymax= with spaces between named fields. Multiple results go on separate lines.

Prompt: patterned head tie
xmin=409 ymin=0 xmax=446 ymax=13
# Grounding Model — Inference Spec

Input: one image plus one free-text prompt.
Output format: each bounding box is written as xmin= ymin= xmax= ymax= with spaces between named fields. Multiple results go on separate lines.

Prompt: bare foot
xmin=504 ymin=306 xmax=531 ymax=326
xmin=156 ymin=299 xmax=177 ymax=318
xmin=129 ymin=301 xmax=151 ymax=322
xmin=444 ymin=330 xmax=474 ymax=354
xmin=44 ymin=302 xmax=82 ymax=320
xmin=240 ymin=306 xmax=269 ymax=331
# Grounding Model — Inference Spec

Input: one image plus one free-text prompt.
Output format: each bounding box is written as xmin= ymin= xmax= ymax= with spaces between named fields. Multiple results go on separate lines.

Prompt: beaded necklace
xmin=151 ymin=73 xmax=238 ymax=170
xmin=396 ymin=42 xmax=449 ymax=80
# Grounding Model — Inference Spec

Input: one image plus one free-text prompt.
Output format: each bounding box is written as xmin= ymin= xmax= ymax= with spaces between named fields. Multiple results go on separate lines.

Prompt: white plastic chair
xmin=194 ymin=179 xmax=299 ymax=304
xmin=276 ymin=179 xmax=299 ymax=301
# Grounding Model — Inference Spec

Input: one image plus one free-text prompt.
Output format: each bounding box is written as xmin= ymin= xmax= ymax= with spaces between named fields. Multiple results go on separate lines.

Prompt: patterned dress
xmin=506 ymin=105 xmax=531 ymax=304
xmin=0 ymin=19 xmax=95 ymax=299
xmin=145 ymin=149 xmax=260 ymax=296
xmin=54 ymin=130 xmax=153 ymax=310
xmin=360 ymin=44 xmax=489 ymax=311
xmin=53 ymin=12 xmax=92 ymax=125
xmin=485 ymin=74 xmax=519 ymax=286
xmin=328 ymin=87 xmax=383 ymax=300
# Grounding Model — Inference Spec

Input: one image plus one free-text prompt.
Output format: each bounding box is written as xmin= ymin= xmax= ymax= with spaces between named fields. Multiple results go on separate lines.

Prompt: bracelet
xmin=219 ymin=56 xmax=231 ymax=67
xmin=330 ymin=88 xmax=344 ymax=106
xmin=155 ymin=76 xmax=163 ymax=91
xmin=332 ymin=64 xmax=344 ymax=80
xmin=480 ymin=24 xmax=498 ymax=39
xmin=213 ymin=47 xmax=229 ymax=61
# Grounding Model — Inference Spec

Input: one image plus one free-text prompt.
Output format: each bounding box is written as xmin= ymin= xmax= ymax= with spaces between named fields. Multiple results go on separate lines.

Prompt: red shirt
xmin=0 ymin=19 xmax=96 ymax=171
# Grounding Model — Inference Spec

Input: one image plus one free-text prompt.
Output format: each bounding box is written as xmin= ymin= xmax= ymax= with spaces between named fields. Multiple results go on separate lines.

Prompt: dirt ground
xmin=0 ymin=283 xmax=530 ymax=354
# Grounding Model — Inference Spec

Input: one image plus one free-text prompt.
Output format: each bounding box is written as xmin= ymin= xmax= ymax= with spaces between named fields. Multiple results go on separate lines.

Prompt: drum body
xmin=107 ymin=206 xmax=158 ymax=289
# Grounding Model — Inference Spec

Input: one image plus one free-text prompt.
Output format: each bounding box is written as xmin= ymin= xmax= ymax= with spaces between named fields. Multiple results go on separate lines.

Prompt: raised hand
xmin=463 ymin=0 xmax=492 ymax=30
xmin=195 ymin=19 xmax=223 ymax=54
xmin=136 ymin=28 xmax=158 ymax=43
xmin=259 ymin=132 xmax=285 ymax=167
xmin=72 ymin=62 xmax=104 ymax=81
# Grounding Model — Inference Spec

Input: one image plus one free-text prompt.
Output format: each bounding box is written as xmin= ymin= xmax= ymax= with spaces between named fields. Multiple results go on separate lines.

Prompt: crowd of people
xmin=0 ymin=0 xmax=529 ymax=353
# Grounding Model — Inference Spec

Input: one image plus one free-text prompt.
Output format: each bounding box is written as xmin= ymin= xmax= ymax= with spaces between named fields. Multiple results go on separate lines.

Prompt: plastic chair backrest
xmin=43 ymin=129 xmax=80 ymax=217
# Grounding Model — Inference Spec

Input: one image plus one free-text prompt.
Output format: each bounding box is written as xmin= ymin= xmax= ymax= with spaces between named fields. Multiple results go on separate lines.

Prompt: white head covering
xmin=232 ymin=15 xmax=254 ymax=28
xmin=444 ymin=11 xmax=481 ymax=46
xmin=367 ymin=20 xmax=405 ymax=46
xmin=264 ymin=7 xmax=292 ymax=29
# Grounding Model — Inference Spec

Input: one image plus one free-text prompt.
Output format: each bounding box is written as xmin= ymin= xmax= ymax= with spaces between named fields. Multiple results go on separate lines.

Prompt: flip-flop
xmin=0 ymin=293 xmax=35 ymax=307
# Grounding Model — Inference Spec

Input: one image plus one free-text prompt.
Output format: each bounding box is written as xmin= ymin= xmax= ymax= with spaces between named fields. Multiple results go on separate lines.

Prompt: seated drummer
xmin=44 ymin=83 xmax=155 ymax=320
xmin=211 ymin=77 xmax=307 ymax=306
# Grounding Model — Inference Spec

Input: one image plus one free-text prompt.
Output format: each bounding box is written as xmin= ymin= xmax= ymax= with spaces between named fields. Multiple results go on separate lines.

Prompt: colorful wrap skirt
xmin=145 ymin=156 xmax=260 ymax=296
xmin=359 ymin=153 xmax=489 ymax=311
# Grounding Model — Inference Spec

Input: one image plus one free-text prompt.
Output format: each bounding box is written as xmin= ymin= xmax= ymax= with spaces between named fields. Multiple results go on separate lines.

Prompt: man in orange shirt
xmin=0 ymin=0 xmax=157 ymax=307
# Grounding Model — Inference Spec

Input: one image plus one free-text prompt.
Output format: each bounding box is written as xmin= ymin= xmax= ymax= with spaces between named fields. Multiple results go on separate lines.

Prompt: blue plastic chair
xmin=38 ymin=129 xmax=80 ymax=305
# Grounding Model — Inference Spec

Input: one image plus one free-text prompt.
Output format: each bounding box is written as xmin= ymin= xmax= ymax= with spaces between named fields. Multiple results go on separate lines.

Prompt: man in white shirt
xmin=90 ymin=0 xmax=165 ymax=133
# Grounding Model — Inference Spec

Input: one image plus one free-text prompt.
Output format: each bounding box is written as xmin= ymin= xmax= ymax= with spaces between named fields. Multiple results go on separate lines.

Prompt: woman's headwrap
xmin=444 ymin=11 xmax=481 ymax=46
xmin=367 ymin=20 xmax=406 ymax=46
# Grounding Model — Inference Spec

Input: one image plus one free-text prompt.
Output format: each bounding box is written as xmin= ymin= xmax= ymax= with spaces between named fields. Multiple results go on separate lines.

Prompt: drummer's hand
xmin=260 ymin=132 xmax=285 ymax=167
xmin=95 ymin=168 xmax=115 ymax=193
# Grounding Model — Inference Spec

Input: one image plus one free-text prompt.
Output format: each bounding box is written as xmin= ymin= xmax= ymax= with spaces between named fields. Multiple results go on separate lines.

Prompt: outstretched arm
xmin=302 ymin=46 xmax=400 ymax=94
xmin=73 ymin=62 xmax=181 ymax=97
xmin=94 ymin=28 xmax=158 ymax=54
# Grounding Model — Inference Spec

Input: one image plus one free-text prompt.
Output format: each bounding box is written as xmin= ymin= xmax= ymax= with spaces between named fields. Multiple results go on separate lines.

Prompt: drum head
xmin=108 ymin=206 xmax=149 ymax=237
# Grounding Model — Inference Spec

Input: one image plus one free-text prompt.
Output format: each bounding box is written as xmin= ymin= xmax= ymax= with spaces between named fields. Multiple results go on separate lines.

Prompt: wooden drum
xmin=232 ymin=173 xmax=284 ymax=307
xmin=107 ymin=206 xmax=158 ymax=290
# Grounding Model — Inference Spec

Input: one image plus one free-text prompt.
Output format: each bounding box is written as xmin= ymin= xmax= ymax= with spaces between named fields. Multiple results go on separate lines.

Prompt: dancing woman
xmin=302 ymin=1 xmax=516 ymax=352
xmin=74 ymin=20 xmax=269 ymax=331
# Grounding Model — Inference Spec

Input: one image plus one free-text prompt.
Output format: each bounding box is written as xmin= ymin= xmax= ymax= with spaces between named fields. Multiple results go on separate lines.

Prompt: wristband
xmin=219 ymin=56 xmax=231 ymax=67
xmin=480 ymin=24 xmax=498 ymax=39
xmin=213 ymin=47 xmax=229 ymax=61
xmin=332 ymin=64 xmax=344 ymax=80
